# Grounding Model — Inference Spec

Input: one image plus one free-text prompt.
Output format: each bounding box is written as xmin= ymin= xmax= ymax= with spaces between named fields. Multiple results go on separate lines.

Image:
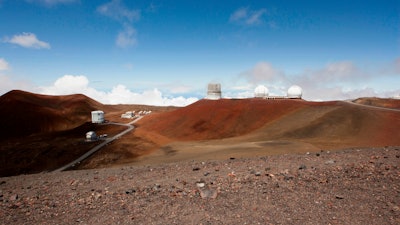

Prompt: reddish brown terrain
xmin=0 ymin=90 xmax=400 ymax=223
xmin=79 ymin=98 xmax=400 ymax=168
xmin=0 ymin=90 xmax=173 ymax=176
xmin=1 ymin=90 xmax=400 ymax=176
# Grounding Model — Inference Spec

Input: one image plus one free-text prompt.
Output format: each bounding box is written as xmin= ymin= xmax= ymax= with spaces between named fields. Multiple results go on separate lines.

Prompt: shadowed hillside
xmin=0 ymin=90 xmax=105 ymax=139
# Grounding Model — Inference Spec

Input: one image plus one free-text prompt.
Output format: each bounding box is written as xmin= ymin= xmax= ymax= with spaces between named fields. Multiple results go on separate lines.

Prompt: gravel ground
xmin=1 ymin=146 xmax=399 ymax=224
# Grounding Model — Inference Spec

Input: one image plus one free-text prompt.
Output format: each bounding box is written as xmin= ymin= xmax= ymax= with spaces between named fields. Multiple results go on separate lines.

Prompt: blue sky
xmin=0 ymin=0 xmax=399 ymax=105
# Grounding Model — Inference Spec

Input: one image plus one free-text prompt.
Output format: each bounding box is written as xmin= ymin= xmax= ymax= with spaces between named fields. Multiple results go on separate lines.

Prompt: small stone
xmin=316 ymin=153 xmax=320 ymax=156
xmin=325 ymin=160 xmax=335 ymax=164
xmin=299 ymin=165 xmax=307 ymax=170
xmin=229 ymin=157 xmax=236 ymax=160
xmin=196 ymin=182 xmax=205 ymax=188
xmin=199 ymin=188 xmax=218 ymax=199
xmin=335 ymin=195 xmax=344 ymax=199
xmin=192 ymin=167 xmax=200 ymax=171
xmin=153 ymin=184 xmax=161 ymax=191
xmin=125 ymin=189 xmax=136 ymax=194
xmin=203 ymin=172 xmax=210 ymax=176
xmin=9 ymin=194 xmax=18 ymax=201
xmin=255 ymin=172 xmax=261 ymax=176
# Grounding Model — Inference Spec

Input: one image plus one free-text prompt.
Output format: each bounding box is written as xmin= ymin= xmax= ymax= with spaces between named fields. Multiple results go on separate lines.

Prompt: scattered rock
xmin=335 ymin=195 xmax=344 ymax=199
xmin=299 ymin=165 xmax=307 ymax=170
xmin=9 ymin=194 xmax=18 ymax=201
xmin=125 ymin=189 xmax=136 ymax=194
xmin=153 ymin=184 xmax=161 ymax=191
xmin=199 ymin=188 xmax=218 ymax=199
xmin=325 ymin=160 xmax=335 ymax=164
xmin=192 ymin=167 xmax=200 ymax=171
xmin=196 ymin=182 xmax=205 ymax=188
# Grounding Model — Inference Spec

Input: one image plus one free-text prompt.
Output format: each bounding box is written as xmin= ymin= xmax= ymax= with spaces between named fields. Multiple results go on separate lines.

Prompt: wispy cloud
xmin=4 ymin=32 xmax=51 ymax=49
xmin=26 ymin=0 xmax=79 ymax=7
xmin=116 ymin=24 xmax=137 ymax=48
xmin=97 ymin=0 xmax=140 ymax=22
xmin=239 ymin=62 xmax=286 ymax=84
xmin=0 ymin=58 xmax=10 ymax=71
xmin=230 ymin=7 xmax=268 ymax=26
xmin=231 ymin=60 xmax=400 ymax=101
xmin=0 ymin=66 xmax=36 ymax=95
xmin=97 ymin=0 xmax=140 ymax=48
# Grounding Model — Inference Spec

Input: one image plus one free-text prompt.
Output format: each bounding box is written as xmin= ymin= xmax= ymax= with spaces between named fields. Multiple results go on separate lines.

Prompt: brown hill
xmin=137 ymin=98 xmax=331 ymax=141
xmin=353 ymin=97 xmax=400 ymax=109
xmin=0 ymin=90 xmax=104 ymax=139
xmin=85 ymin=98 xmax=400 ymax=167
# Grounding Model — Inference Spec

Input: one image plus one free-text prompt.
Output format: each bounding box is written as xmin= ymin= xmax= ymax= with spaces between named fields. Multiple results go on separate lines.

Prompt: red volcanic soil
xmin=0 ymin=90 xmax=177 ymax=176
xmin=84 ymin=97 xmax=400 ymax=168
xmin=136 ymin=98 xmax=333 ymax=141
xmin=353 ymin=97 xmax=400 ymax=109
xmin=1 ymin=91 xmax=400 ymax=176
xmin=0 ymin=90 xmax=104 ymax=139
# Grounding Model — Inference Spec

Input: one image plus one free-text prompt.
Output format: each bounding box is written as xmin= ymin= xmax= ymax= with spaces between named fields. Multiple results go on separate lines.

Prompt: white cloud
xmin=229 ymin=60 xmax=400 ymax=101
xmin=116 ymin=24 xmax=137 ymax=48
xmin=97 ymin=0 xmax=140 ymax=22
xmin=4 ymin=32 xmax=50 ymax=49
xmin=97 ymin=0 xmax=140 ymax=48
xmin=309 ymin=61 xmax=363 ymax=83
xmin=0 ymin=58 xmax=10 ymax=71
xmin=39 ymin=75 xmax=198 ymax=106
xmin=0 ymin=75 xmax=36 ymax=95
xmin=26 ymin=0 xmax=79 ymax=6
xmin=240 ymin=61 xmax=286 ymax=84
xmin=230 ymin=7 xmax=267 ymax=25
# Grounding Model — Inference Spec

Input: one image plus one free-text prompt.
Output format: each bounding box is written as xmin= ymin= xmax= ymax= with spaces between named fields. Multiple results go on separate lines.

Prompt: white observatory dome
xmin=254 ymin=85 xmax=269 ymax=98
xmin=287 ymin=85 xmax=303 ymax=99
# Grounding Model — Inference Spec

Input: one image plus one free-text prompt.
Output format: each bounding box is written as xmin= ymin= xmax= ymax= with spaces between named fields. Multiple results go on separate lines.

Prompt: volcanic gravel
xmin=1 ymin=147 xmax=399 ymax=224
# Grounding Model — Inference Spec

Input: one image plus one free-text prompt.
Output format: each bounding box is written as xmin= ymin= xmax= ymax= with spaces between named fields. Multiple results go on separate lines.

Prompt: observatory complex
xmin=254 ymin=84 xmax=303 ymax=99
xmin=206 ymin=83 xmax=222 ymax=100
xmin=205 ymin=82 xmax=302 ymax=100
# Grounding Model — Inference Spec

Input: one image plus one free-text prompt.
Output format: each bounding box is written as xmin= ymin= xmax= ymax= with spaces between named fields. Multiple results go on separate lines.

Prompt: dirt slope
xmin=353 ymin=97 xmax=400 ymax=109
xmin=90 ymin=98 xmax=400 ymax=167
xmin=0 ymin=90 xmax=105 ymax=139
xmin=137 ymin=98 xmax=316 ymax=141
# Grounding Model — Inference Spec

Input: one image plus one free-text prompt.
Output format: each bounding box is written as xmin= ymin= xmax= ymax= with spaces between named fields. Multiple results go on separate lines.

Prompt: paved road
xmin=54 ymin=116 xmax=142 ymax=172
xmin=343 ymin=100 xmax=400 ymax=112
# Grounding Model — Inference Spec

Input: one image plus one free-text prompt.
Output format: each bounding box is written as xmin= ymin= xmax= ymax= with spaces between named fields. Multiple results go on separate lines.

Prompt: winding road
xmin=54 ymin=116 xmax=142 ymax=172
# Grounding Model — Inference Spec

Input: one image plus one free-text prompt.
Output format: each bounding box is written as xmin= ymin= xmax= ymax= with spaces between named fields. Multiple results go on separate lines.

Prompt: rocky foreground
xmin=1 ymin=147 xmax=399 ymax=224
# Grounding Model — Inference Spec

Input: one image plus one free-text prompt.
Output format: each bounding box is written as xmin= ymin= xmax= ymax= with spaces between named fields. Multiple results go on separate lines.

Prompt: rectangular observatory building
xmin=91 ymin=110 xmax=104 ymax=123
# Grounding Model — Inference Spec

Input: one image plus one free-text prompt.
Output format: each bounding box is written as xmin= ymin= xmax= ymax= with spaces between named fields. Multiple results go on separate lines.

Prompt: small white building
xmin=121 ymin=111 xmax=135 ymax=119
xmin=91 ymin=110 xmax=104 ymax=123
xmin=86 ymin=131 xmax=97 ymax=141
xmin=205 ymin=83 xmax=222 ymax=100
